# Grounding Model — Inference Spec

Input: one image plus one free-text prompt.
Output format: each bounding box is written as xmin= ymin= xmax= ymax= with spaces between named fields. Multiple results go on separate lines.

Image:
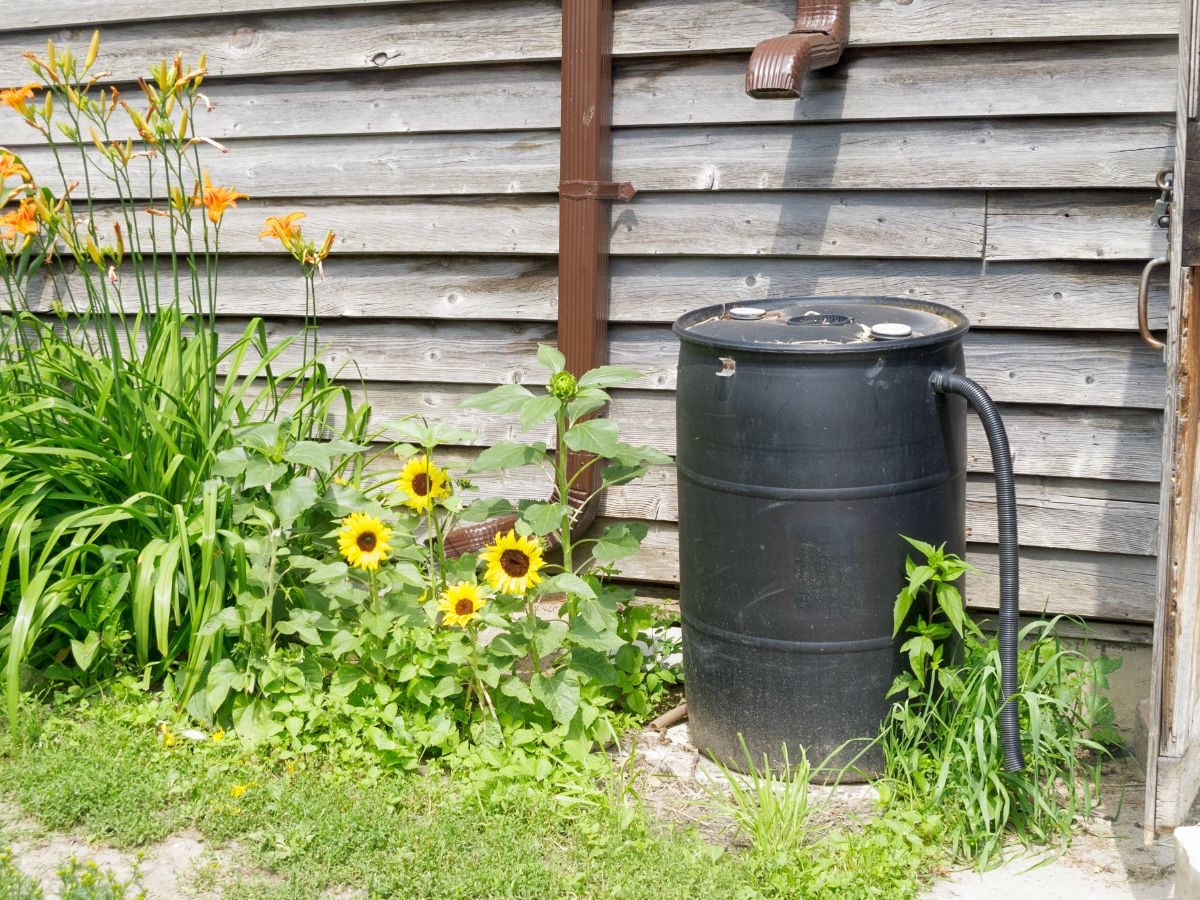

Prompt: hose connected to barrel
xmin=930 ymin=371 xmax=1026 ymax=773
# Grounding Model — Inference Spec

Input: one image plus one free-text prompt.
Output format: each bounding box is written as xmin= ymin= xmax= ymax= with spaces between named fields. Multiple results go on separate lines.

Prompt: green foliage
xmin=699 ymin=739 xmax=815 ymax=864
xmin=56 ymin=858 xmax=145 ymax=900
xmin=2 ymin=698 xmax=749 ymax=900
xmin=881 ymin=538 xmax=1121 ymax=866
xmin=0 ymin=846 xmax=42 ymax=900
xmin=0 ymin=31 xmax=677 ymax=780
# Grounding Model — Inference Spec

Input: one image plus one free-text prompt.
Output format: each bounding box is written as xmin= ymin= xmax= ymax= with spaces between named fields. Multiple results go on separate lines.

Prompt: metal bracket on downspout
xmin=560 ymin=180 xmax=637 ymax=202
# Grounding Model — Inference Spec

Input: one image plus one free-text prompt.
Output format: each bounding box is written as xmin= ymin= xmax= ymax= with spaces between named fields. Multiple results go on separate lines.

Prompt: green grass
xmin=0 ymin=695 xmax=960 ymax=898
xmin=0 ymin=697 xmax=753 ymax=899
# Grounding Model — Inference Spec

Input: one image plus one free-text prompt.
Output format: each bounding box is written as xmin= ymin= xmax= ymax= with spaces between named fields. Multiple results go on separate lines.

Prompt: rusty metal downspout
xmin=444 ymin=1 xmax=633 ymax=557
xmin=745 ymin=0 xmax=849 ymax=99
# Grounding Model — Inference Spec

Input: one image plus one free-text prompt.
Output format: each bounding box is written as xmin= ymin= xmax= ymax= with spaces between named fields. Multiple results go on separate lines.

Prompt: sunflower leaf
xmin=544 ymin=572 xmax=596 ymax=601
xmin=460 ymin=383 xmax=535 ymax=413
xmin=563 ymin=419 xmax=620 ymax=457
xmin=578 ymin=365 xmax=641 ymax=389
xmin=537 ymin=344 xmax=566 ymax=375
xmin=520 ymin=394 xmax=560 ymax=431
xmin=591 ymin=522 xmax=648 ymax=562
xmin=569 ymin=647 xmax=619 ymax=686
xmin=273 ymin=475 xmax=318 ymax=528
xmin=243 ymin=457 xmax=286 ymax=489
xmin=521 ymin=502 xmax=567 ymax=536
xmin=531 ymin=669 xmax=580 ymax=724
xmin=467 ymin=441 xmax=546 ymax=473
xmin=460 ymin=497 xmax=518 ymax=523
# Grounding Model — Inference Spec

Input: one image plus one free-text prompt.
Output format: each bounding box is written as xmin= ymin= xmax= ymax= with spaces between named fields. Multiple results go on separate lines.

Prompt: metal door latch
xmin=1154 ymin=169 xmax=1174 ymax=228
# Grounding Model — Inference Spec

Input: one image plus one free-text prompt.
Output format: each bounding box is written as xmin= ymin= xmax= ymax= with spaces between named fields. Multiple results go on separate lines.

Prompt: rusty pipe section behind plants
xmin=745 ymin=0 xmax=849 ymax=99
xmin=444 ymin=0 xmax=621 ymax=558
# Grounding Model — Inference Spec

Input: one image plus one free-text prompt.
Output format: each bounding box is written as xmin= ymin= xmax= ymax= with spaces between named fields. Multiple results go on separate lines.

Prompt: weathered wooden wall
xmin=0 ymin=0 xmax=1179 ymax=624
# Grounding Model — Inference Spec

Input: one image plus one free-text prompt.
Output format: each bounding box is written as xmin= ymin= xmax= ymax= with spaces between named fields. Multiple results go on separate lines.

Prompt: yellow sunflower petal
xmin=480 ymin=529 xmax=545 ymax=597
xmin=338 ymin=511 xmax=392 ymax=570
xmin=396 ymin=455 xmax=451 ymax=512
xmin=436 ymin=581 xmax=487 ymax=627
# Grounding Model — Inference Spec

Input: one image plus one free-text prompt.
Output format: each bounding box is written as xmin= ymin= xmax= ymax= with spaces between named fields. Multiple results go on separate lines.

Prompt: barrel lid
xmin=673 ymin=297 xmax=968 ymax=354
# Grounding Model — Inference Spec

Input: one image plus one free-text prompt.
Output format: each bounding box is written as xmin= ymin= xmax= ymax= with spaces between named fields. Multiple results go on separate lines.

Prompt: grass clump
xmin=880 ymin=538 xmax=1121 ymax=866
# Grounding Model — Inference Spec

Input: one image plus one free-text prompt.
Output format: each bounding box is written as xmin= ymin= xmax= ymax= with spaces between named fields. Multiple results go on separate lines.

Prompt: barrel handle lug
xmin=717 ymin=357 xmax=736 ymax=377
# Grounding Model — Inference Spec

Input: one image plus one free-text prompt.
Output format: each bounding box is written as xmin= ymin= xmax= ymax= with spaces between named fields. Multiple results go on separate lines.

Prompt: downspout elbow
xmin=745 ymin=0 xmax=849 ymax=100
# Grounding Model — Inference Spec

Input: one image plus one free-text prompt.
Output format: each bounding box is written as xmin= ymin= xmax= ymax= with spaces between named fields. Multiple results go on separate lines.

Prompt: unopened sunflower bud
xmin=549 ymin=370 xmax=577 ymax=402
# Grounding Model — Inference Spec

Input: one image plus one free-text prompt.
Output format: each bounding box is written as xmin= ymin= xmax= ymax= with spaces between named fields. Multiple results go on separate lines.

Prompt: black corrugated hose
xmin=930 ymin=370 xmax=1026 ymax=773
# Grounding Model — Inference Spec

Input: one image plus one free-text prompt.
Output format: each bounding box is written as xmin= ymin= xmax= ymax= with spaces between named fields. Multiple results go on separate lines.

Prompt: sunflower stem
xmin=555 ymin=406 xmax=575 ymax=618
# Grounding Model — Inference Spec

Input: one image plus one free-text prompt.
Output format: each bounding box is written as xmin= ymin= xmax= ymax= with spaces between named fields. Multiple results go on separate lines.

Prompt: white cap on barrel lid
xmin=728 ymin=307 xmax=766 ymax=320
xmin=871 ymin=322 xmax=914 ymax=339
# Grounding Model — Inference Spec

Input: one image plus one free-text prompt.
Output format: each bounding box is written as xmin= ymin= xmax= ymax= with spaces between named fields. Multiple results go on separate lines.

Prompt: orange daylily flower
xmin=0 ymin=82 xmax=41 ymax=113
xmin=259 ymin=212 xmax=305 ymax=251
xmin=193 ymin=169 xmax=247 ymax=224
xmin=0 ymin=198 xmax=38 ymax=244
xmin=0 ymin=152 xmax=30 ymax=183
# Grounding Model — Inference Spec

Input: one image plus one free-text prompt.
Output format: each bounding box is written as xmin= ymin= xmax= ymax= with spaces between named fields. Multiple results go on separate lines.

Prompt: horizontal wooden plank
xmin=78 ymin=198 xmax=562 ymax=255
xmin=615 ymin=42 xmax=1178 ymax=126
xmin=0 ymin=1 xmax=1176 ymax=84
xmin=4 ymin=0 xmax=447 ymax=31
xmin=71 ymin=194 xmax=990 ymax=259
xmin=599 ymin=519 xmax=1157 ymax=622
xmin=613 ymin=0 xmax=1179 ymax=54
xmin=441 ymin=449 xmax=1159 ymax=556
xmin=0 ymin=41 xmax=1175 ymax=146
xmin=345 ymin=383 xmax=1165 ymax=482
xmin=607 ymin=326 xmax=1167 ymax=407
xmin=608 ymin=258 xmax=1170 ymax=331
xmin=197 ymin=319 xmax=1166 ymax=407
xmin=986 ymin=191 xmax=1166 ymax=261
xmin=610 ymin=118 xmax=1174 ymax=191
xmin=608 ymin=192 xmax=986 ymax=258
xmin=0 ymin=3 xmax=563 ymax=83
xmin=14 ymin=118 xmax=1171 ymax=195
xmin=38 ymin=194 xmax=1158 ymax=262
xmin=28 ymin=257 xmax=1167 ymax=332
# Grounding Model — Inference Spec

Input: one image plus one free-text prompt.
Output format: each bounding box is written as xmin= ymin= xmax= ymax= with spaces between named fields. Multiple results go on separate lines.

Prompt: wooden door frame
xmin=1146 ymin=0 xmax=1200 ymax=838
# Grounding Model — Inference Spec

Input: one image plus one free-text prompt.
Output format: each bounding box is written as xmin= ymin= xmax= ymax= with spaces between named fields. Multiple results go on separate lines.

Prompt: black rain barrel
xmin=674 ymin=297 xmax=973 ymax=776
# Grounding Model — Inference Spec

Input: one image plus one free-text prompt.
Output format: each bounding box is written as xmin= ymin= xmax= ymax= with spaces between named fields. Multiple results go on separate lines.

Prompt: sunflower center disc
xmin=356 ymin=532 xmax=377 ymax=552
xmin=500 ymin=548 xmax=530 ymax=577
xmin=455 ymin=598 xmax=474 ymax=616
xmin=411 ymin=472 xmax=429 ymax=495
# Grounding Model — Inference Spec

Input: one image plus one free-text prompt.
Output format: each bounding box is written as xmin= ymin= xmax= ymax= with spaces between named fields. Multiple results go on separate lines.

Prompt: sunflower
xmin=337 ymin=512 xmax=392 ymax=571
xmin=437 ymin=581 xmax=487 ymax=627
xmin=480 ymin=529 xmax=545 ymax=597
xmin=396 ymin=455 xmax=450 ymax=512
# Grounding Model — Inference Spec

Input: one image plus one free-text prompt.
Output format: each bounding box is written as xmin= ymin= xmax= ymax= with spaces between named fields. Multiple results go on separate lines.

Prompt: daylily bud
xmin=85 ymin=31 xmax=101 ymax=70
xmin=85 ymin=235 xmax=103 ymax=266
xmin=177 ymin=110 xmax=189 ymax=141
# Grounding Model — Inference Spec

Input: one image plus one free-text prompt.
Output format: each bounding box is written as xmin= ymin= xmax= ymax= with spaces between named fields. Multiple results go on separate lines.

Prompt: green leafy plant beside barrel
xmin=881 ymin=537 xmax=1122 ymax=865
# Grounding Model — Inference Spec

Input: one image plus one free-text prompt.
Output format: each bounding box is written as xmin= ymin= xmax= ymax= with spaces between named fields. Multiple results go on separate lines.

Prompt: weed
xmin=881 ymin=539 xmax=1118 ymax=866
